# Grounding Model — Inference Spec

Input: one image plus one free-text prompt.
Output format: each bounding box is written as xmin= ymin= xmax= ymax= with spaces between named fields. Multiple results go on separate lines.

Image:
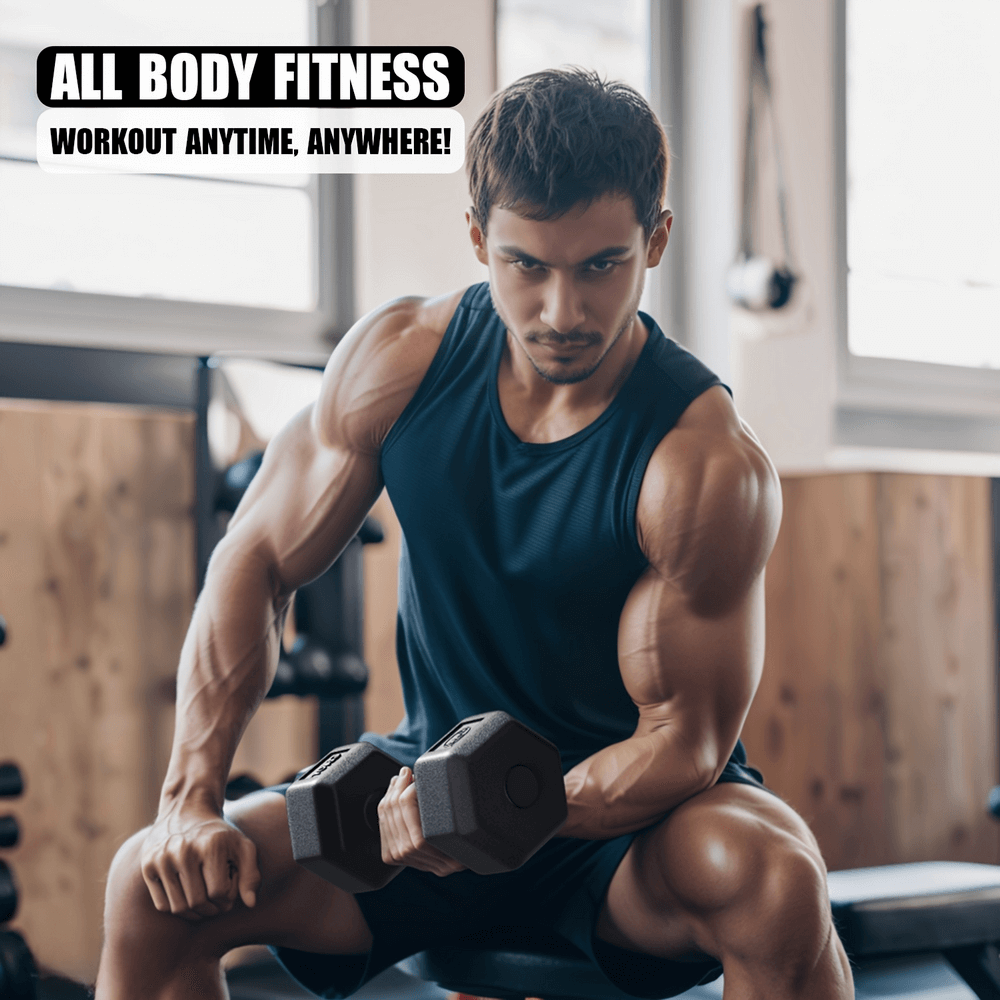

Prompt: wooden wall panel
xmin=876 ymin=475 xmax=997 ymax=864
xmin=0 ymin=399 xmax=195 ymax=981
xmin=742 ymin=472 xmax=999 ymax=871
xmin=743 ymin=474 xmax=892 ymax=868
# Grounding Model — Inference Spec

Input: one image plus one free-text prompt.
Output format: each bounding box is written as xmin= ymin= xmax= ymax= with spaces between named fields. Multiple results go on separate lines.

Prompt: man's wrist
xmin=158 ymin=775 xmax=226 ymax=816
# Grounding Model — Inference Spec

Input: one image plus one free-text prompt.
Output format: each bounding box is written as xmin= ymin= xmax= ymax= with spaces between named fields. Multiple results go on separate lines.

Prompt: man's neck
xmin=496 ymin=314 xmax=650 ymax=445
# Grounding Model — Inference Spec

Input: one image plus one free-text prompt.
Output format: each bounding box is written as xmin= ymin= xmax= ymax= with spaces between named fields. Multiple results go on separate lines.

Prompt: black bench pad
xmin=828 ymin=862 xmax=1000 ymax=956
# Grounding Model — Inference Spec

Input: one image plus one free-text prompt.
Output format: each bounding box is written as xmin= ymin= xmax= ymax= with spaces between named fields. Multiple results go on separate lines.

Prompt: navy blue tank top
xmin=360 ymin=282 xmax=738 ymax=774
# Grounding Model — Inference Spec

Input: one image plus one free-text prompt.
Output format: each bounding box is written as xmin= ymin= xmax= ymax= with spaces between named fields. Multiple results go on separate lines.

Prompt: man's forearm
xmin=559 ymin=723 xmax=715 ymax=839
xmin=158 ymin=541 xmax=287 ymax=814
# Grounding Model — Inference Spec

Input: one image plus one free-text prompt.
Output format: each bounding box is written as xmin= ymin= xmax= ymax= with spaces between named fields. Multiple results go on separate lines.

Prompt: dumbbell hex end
xmin=414 ymin=711 xmax=567 ymax=875
xmin=286 ymin=742 xmax=404 ymax=894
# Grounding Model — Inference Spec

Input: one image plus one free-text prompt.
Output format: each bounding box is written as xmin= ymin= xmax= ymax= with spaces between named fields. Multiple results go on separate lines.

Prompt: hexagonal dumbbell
xmin=286 ymin=711 xmax=567 ymax=893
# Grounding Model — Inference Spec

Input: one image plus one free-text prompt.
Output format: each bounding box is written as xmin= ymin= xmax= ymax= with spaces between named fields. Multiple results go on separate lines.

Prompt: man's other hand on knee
xmin=138 ymin=800 xmax=261 ymax=921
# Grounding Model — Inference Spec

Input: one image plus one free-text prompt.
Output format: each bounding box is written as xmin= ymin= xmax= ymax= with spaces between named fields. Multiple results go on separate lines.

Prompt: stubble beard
xmin=489 ymin=281 xmax=645 ymax=386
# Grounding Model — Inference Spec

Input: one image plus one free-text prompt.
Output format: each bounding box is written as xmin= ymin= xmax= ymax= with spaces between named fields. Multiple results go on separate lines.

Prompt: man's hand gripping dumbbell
xmin=286 ymin=711 xmax=568 ymax=893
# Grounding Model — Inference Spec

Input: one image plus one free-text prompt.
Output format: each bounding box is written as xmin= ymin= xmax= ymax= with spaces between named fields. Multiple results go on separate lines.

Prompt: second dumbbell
xmin=286 ymin=711 xmax=567 ymax=893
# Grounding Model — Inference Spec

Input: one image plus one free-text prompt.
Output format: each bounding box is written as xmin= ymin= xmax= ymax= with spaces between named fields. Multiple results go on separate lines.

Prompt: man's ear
xmin=645 ymin=210 xmax=673 ymax=267
xmin=466 ymin=210 xmax=489 ymax=266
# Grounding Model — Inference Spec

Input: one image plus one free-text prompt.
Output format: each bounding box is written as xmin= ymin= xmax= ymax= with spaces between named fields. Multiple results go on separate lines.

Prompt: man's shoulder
xmin=315 ymin=286 xmax=473 ymax=454
xmin=356 ymin=286 xmax=471 ymax=353
xmin=636 ymin=387 xmax=782 ymax=612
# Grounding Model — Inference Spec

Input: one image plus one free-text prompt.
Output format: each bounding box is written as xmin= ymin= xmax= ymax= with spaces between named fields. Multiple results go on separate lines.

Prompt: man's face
xmin=468 ymin=195 xmax=670 ymax=385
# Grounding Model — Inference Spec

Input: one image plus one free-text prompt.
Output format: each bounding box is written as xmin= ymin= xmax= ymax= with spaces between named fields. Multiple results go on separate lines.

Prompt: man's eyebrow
xmin=496 ymin=245 xmax=546 ymax=264
xmin=495 ymin=244 xmax=633 ymax=265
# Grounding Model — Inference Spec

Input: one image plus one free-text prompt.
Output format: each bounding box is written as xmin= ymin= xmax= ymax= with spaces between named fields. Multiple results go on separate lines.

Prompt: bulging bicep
xmin=221 ymin=404 xmax=384 ymax=597
xmin=216 ymin=293 xmax=453 ymax=596
xmin=617 ymin=564 xmax=765 ymax=779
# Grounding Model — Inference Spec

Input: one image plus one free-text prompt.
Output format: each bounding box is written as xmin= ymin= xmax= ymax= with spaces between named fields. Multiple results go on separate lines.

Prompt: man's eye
xmin=587 ymin=260 xmax=617 ymax=273
xmin=513 ymin=259 xmax=542 ymax=271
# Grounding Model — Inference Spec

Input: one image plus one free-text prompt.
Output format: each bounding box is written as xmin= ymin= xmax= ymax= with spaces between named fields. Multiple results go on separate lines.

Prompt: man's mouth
xmin=531 ymin=335 xmax=600 ymax=352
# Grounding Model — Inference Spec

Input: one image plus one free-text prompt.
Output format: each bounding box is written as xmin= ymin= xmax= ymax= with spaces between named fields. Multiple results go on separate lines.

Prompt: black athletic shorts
xmin=268 ymin=754 xmax=773 ymax=999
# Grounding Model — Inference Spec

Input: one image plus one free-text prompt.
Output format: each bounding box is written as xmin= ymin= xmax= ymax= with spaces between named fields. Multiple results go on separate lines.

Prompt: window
xmin=845 ymin=0 xmax=999 ymax=371
xmin=833 ymin=0 xmax=1000 ymax=460
xmin=0 ymin=0 xmax=351 ymax=358
xmin=496 ymin=0 xmax=650 ymax=95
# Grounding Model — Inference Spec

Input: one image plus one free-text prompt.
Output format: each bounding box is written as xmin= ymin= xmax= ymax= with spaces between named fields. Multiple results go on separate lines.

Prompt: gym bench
xmin=395 ymin=861 xmax=1000 ymax=999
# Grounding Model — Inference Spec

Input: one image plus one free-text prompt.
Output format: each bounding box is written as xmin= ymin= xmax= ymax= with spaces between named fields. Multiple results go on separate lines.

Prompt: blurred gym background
xmin=0 ymin=0 xmax=997 ymax=989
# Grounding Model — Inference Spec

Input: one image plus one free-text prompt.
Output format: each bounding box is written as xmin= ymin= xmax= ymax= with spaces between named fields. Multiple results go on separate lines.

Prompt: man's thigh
xmin=220 ymin=788 xmax=375 ymax=955
xmin=594 ymin=782 xmax=824 ymax=962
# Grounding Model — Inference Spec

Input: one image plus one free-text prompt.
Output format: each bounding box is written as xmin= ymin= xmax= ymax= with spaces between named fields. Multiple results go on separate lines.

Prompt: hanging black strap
xmin=739 ymin=4 xmax=796 ymax=271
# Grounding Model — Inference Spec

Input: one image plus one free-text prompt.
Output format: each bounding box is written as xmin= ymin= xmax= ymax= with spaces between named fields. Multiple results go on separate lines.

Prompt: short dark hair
xmin=466 ymin=67 xmax=669 ymax=240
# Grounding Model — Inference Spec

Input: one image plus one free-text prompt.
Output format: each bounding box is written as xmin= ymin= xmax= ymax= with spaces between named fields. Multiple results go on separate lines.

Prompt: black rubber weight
xmin=0 ymin=931 xmax=38 ymax=1000
xmin=0 ymin=765 xmax=23 ymax=800
xmin=0 ymin=815 xmax=20 ymax=850
xmin=0 ymin=860 xmax=18 ymax=924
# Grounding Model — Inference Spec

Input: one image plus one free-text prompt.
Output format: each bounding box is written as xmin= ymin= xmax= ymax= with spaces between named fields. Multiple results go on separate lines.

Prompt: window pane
xmin=0 ymin=0 xmax=317 ymax=309
xmin=0 ymin=161 xmax=316 ymax=310
xmin=846 ymin=0 xmax=1000 ymax=369
xmin=0 ymin=0 xmax=311 ymax=47
xmin=497 ymin=0 xmax=650 ymax=96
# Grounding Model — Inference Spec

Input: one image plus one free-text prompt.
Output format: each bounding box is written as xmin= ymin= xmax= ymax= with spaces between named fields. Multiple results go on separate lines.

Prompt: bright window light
xmin=497 ymin=0 xmax=650 ymax=96
xmin=846 ymin=0 xmax=1000 ymax=369
xmin=0 ymin=0 xmax=317 ymax=312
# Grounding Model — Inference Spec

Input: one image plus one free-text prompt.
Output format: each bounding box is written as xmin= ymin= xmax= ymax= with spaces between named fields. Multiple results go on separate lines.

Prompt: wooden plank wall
xmin=0 ymin=399 xmax=342 ymax=979
xmin=0 ymin=399 xmax=195 ymax=981
xmin=742 ymin=473 xmax=999 ymax=871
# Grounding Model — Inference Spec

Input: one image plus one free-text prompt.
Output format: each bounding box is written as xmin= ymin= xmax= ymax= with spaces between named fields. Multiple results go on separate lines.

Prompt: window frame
xmin=0 ymin=0 xmax=354 ymax=363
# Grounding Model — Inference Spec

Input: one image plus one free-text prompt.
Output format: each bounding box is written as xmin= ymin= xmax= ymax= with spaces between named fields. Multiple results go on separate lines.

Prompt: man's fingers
xmin=237 ymin=836 xmax=261 ymax=908
xmin=398 ymin=777 xmax=429 ymax=850
xmin=393 ymin=771 xmax=427 ymax=863
xmin=379 ymin=774 xmax=405 ymax=865
xmin=157 ymin=858 xmax=193 ymax=915
xmin=202 ymin=839 xmax=240 ymax=911
xmin=141 ymin=863 xmax=171 ymax=912
xmin=377 ymin=769 xmax=464 ymax=875
xmin=176 ymin=862 xmax=222 ymax=919
xmin=397 ymin=770 xmax=460 ymax=874
xmin=170 ymin=841 xmax=226 ymax=917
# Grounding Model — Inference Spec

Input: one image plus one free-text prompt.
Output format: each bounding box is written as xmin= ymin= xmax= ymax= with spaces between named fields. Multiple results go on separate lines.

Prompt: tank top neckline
xmin=486 ymin=309 xmax=659 ymax=453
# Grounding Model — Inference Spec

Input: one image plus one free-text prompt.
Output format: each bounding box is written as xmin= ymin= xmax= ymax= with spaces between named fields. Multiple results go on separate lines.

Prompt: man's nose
xmin=539 ymin=273 xmax=586 ymax=335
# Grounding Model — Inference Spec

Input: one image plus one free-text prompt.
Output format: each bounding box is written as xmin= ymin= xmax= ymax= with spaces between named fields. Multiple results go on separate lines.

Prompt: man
xmin=96 ymin=69 xmax=853 ymax=999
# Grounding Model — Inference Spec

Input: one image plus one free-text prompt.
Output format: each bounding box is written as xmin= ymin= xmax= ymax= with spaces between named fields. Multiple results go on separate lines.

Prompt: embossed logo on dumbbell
xmin=303 ymin=748 xmax=349 ymax=781
xmin=443 ymin=725 xmax=471 ymax=747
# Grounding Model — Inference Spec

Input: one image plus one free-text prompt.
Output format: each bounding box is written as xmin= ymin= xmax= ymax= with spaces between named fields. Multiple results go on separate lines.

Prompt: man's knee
xmin=104 ymin=829 xmax=153 ymax=929
xmin=651 ymin=802 xmax=833 ymax=963
xmin=103 ymin=828 xmax=200 ymax=958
